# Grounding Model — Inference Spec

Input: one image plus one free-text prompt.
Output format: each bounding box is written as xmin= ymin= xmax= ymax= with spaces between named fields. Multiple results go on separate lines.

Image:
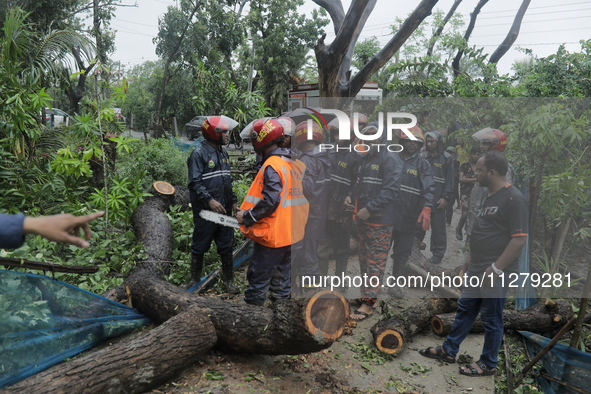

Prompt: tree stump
xmin=126 ymin=275 xmax=349 ymax=355
xmin=371 ymin=298 xmax=457 ymax=355
xmin=4 ymin=307 xmax=217 ymax=394
xmin=430 ymin=299 xmax=575 ymax=336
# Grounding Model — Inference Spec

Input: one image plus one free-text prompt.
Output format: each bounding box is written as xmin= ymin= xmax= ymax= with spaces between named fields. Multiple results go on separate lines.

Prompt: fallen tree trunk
xmin=126 ymin=275 xmax=349 ymax=355
xmin=4 ymin=307 xmax=217 ymax=394
xmin=102 ymin=182 xmax=191 ymax=302
xmin=371 ymin=298 xmax=458 ymax=355
xmin=401 ymin=238 xmax=463 ymax=298
xmin=430 ymin=299 xmax=575 ymax=336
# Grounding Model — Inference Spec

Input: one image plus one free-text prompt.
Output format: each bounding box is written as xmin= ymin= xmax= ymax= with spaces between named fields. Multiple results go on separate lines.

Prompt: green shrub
xmin=117 ymin=138 xmax=190 ymax=192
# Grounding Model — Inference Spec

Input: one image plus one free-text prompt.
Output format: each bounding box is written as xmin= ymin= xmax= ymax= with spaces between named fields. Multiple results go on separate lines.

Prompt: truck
xmin=287 ymin=82 xmax=383 ymax=113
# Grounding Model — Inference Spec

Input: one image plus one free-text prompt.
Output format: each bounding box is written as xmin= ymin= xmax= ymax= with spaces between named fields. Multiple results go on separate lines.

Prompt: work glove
xmin=417 ymin=207 xmax=431 ymax=232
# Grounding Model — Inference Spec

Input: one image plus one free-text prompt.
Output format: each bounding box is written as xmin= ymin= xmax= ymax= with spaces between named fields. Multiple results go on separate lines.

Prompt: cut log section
xmin=430 ymin=299 xmax=575 ymax=336
xmin=153 ymin=181 xmax=175 ymax=195
xmin=4 ymin=307 xmax=217 ymax=394
xmin=371 ymin=298 xmax=457 ymax=355
xmin=126 ymin=275 xmax=349 ymax=355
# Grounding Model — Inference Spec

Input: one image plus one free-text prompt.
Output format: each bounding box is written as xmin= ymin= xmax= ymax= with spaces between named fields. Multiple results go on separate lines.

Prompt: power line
xmin=323 ymin=2 xmax=591 ymax=37
xmin=479 ymin=6 xmax=591 ymax=20
xmin=111 ymin=23 xmax=155 ymax=37
xmin=477 ymin=14 xmax=591 ymax=28
xmin=477 ymin=0 xmax=591 ymax=14
xmin=114 ymin=18 xmax=159 ymax=28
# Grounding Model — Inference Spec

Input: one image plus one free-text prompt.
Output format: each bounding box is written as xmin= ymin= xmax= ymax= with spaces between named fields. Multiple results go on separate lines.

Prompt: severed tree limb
xmin=488 ymin=0 xmax=531 ymax=65
xmin=0 ymin=257 xmax=98 ymax=274
xmin=4 ymin=307 xmax=217 ymax=394
xmin=426 ymin=0 xmax=462 ymax=57
xmin=452 ymin=0 xmax=489 ymax=79
xmin=126 ymin=275 xmax=349 ymax=355
xmin=430 ymin=299 xmax=575 ymax=336
xmin=371 ymin=298 xmax=457 ymax=355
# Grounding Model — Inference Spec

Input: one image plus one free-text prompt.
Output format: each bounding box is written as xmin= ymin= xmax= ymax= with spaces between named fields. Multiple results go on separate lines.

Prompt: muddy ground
xmin=146 ymin=209 xmax=497 ymax=394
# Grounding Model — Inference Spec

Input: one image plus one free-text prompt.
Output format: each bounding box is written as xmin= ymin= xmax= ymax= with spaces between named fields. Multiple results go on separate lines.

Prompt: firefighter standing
xmin=317 ymin=118 xmax=361 ymax=282
xmin=344 ymin=122 xmax=403 ymax=320
xmin=187 ymin=116 xmax=239 ymax=293
xmin=415 ymin=131 xmax=455 ymax=265
xmin=389 ymin=126 xmax=435 ymax=296
xmin=292 ymin=121 xmax=331 ymax=285
xmin=236 ymin=119 xmax=309 ymax=306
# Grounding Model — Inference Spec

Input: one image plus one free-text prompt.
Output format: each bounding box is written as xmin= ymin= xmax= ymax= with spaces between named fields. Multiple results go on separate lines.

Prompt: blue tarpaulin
xmin=521 ymin=331 xmax=591 ymax=394
xmin=0 ymin=269 xmax=150 ymax=389
xmin=171 ymin=136 xmax=202 ymax=152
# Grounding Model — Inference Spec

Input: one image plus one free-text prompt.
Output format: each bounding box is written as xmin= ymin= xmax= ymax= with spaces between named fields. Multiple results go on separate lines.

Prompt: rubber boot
xmin=221 ymin=253 xmax=240 ymax=294
xmin=184 ymin=253 xmax=203 ymax=290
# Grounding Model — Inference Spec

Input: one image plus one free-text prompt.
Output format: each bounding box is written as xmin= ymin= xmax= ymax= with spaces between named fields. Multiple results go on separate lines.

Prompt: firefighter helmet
xmin=399 ymin=125 xmax=425 ymax=143
xmin=472 ymin=127 xmax=507 ymax=152
xmin=251 ymin=119 xmax=285 ymax=153
xmin=201 ymin=116 xmax=238 ymax=143
xmin=294 ymin=120 xmax=323 ymax=149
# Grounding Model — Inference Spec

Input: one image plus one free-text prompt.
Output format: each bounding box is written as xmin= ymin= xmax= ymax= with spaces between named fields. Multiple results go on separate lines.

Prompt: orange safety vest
xmin=240 ymin=155 xmax=309 ymax=248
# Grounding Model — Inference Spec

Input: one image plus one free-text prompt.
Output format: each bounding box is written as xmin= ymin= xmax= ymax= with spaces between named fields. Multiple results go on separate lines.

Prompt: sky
xmin=111 ymin=0 xmax=591 ymax=76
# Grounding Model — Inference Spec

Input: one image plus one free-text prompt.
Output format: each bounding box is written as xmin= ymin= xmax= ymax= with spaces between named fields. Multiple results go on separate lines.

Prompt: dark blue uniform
xmin=0 ymin=213 xmax=25 ymax=249
xmin=415 ymin=131 xmax=454 ymax=262
xmin=188 ymin=142 xmax=237 ymax=255
xmin=293 ymin=145 xmax=331 ymax=278
xmin=318 ymin=144 xmax=360 ymax=278
xmin=390 ymin=152 xmax=434 ymax=274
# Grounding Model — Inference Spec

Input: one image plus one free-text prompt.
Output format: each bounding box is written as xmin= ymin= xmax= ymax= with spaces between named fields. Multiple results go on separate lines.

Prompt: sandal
xmin=419 ymin=346 xmax=456 ymax=363
xmin=349 ymin=298 xmax=378 ymax=309
xmin=349 ymin=310 xmax=372 ymax=321
xmin=459 ymin=360 xmax=495 ymax=377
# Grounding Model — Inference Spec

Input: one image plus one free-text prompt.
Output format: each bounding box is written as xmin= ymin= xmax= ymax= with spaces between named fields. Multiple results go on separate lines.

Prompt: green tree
xmin=245 ymin=0 xmax=329 ymax=112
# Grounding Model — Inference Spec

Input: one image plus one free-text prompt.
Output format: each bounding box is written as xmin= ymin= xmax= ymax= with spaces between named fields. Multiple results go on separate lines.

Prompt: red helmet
xmin=201 ymin=116 xmax=238 ymax=142
xmin=472 ymin=127 xmax=507 ymax=152
xmin=294 ymin=120 xmax=323 ymax=149
xmin=350 ymin=113 xmax=368 ymax=130
xmin=251 ymin=119 xmax=284 ymax=153
xmin=277 ymin=117 xmax=296 ymax=137
xmin=399 ymin=125 xmax=425 ymax=143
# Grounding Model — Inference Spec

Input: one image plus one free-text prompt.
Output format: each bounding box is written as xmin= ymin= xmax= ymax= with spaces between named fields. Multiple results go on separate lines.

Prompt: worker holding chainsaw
xmin=186 ymin=115 xmax=240 ymax=294
xmin=236 ymin=119 xmax=309 ymax=306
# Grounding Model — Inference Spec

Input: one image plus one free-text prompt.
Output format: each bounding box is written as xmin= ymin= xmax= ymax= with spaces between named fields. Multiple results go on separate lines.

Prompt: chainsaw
xmin=199 ymin=210 xmax=241 ymax=229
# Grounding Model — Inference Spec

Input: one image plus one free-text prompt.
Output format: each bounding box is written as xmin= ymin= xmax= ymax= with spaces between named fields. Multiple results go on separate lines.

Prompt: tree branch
xmin=66 ymin=1 xmax=138 ymax=20
xmin=348 ymin=0 xmax=439 ymax=96
xmin=488 ymin=0 xmax=531 ymax=65
xmin=452 ymin=0 xmax=488 ymax=79
xmin=426 ymin=0 xmax=462 ymax=57
xmin=311 ymin=0 xmax=345 ymax=34
xmin=155 ymin=0 xmax=202 ymax=130
xmin=338 ymin=0 xmax=377 ymax=83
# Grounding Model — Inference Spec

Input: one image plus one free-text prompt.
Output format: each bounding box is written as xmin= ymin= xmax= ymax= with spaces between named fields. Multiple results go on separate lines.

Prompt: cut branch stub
xmin=152 ymin=181 xmax=175 ymax=195
xmin=371 ymin=298 xmax=457 ymax=355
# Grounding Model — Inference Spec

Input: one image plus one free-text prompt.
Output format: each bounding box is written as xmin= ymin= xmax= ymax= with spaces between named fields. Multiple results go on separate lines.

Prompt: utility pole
xmin=247 ymin=33 xmax=255 ymax=92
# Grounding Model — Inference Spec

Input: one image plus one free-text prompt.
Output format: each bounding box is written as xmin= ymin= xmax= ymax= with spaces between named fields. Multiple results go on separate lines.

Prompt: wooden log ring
xmin=375 ymin=329 xmax=404 ymax=355
xmin=305 ymin=290 xmax=350 ymax=342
